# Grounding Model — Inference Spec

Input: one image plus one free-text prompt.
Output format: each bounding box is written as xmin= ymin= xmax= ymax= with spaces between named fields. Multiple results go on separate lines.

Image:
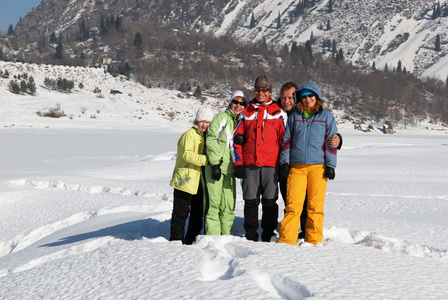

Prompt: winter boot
xmin=261 ymin=202 xmax=278 ymax=242
xmin=244 ymin=200 xmax=259 ymax=242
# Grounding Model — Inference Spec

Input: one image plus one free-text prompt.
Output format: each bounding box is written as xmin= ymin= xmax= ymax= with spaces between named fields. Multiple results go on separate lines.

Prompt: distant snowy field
xmin=1 ymin=62 xmax=448 ymax=299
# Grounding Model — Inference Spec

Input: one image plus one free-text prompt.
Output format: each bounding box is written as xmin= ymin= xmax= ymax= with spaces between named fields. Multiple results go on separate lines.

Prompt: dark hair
xmin=280 ymin=81 xmax=299 ymax=93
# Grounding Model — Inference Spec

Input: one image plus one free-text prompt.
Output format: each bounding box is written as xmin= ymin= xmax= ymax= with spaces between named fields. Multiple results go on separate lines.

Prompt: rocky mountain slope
xmin=12 ymin=0 xmax=448 ymax=80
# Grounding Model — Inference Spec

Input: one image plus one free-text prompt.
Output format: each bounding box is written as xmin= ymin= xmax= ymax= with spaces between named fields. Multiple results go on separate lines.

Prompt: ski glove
xmin=279 ymin=163 xmax=290 ymax=182
xmin=233 ymin=134 xmax=246 ymax=145
xmin=234 ymin=165 xmax=245 ymax=179
xmin=325 ymin=167 xmax=335 ymax=180
xmin=211 ymin=164 xmax=222 ymax=181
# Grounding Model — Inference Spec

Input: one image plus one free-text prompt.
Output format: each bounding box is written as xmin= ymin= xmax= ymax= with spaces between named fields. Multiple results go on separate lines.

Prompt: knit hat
xmin=194 ymin=107 xmax=214 ymax=123
xmin=229 ymin=90 xmax=249 ymax=104
xmin=254 ymin=75 xmax=272 ymax=92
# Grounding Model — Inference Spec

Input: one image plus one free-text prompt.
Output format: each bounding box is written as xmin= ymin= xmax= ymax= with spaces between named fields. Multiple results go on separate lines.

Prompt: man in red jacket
xmin=233 ymin=75 xmax=287 ymax=242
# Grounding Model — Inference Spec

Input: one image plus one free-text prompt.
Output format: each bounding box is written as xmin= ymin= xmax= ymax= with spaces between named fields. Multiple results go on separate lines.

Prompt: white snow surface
xmin=1 ymin=61 xmax=448 ymax=299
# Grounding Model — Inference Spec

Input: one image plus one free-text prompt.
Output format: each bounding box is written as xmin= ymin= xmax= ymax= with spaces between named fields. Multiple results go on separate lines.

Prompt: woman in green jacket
xmin=204 ymin=91 xmax=249 ymax=235
xmin=170 ymin=107 xmax=215 ymax=244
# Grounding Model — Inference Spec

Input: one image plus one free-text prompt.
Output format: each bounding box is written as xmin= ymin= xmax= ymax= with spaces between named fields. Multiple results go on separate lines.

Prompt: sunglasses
xmin=232 ymin=99 xmax=246 ymax=106
xmin=255 ymin=89 xmax=270 ymax=94
xmin=300 ymin=94 xmax=316 ymax=100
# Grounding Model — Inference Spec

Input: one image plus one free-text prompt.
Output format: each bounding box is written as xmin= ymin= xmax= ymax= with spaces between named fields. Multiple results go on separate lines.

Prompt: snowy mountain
xmin=12 ymin=0 xmax=448 ymax=80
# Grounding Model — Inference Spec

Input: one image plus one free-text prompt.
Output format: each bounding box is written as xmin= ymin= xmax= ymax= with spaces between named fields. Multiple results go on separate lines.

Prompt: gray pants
xmin=241 ymin=165 xmax=279 ymax=242
xmin=242 ymin=165 xmax=278 ymax=202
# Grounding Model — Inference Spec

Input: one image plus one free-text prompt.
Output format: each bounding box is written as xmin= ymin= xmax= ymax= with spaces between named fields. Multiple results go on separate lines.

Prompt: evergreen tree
xmin=54 ymin=37 xmax=64 ymax=60
xmin=372 ymin=61 xmax=376 ymax=70
xmin=7 ymin=24 xmax=14 ymax=35
xmin=49 ymin=32 xmax=57 ymax=44
xmin=79 ymin=19 xmax=90 ymax=41
xmin=8 ymin=80 xmax=20 ymax=94
xmin=27 ymin=76 xmax=37 ymax=95
xmin=384 ymin=63 xmax=389 ymax=73
xmin=295 ymin=0 xmax=305 ymax=17
xmin=435 ymin=34 xmax=441 ymax=52
xmin=20 ymin=80 xmax=28 ymax=94
xmin=194 ymin=84 xmax=202 ymax=98
xmin=397 ymin=60 xmax=402 ymax=73
xmin=250 ymin=13 xmax=256 ymax=29
xmin=326 ymin=20 xmax=331 ymax=30
xmin=277 ymin=11 xmax=281 ymax=29
xmin=133 ymin=32 xmax=144 ymax=59
xmin=331 ymin=39 xmax=337 ymax=56
xmin=335 ymin=48 xmax=344 ymax=65
xmin=0 ymin=47 xmax=3 ymax=61
xmin=328 ymin=0 xmax=333 ymax=13
xmin=115 ymin=15 xmax=123 ymax=31
xmin=100 ymin=16 xmax=108 ymax=35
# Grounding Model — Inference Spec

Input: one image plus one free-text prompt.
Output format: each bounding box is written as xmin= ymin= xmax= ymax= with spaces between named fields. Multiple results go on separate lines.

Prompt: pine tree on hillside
xmin=250 ymin=13 xmax=256 ymax=29
xmin=328 ymin=0 xmax=334 ymax=13
xmin=277 ymin=11 xmax=281 ymax=29
xmin=397 ymin=60 xmax=402 ymax=73
xmin=0 ymin=47 xmax=3 ymax=61
xmin=335 ymin=48 xmax=344 ymax=65
xmin=435 ymin=34 xmax=441 ymax=52
xmin=79 ymin=19 xmax=90 ymax=41
xmin=7 ymin=24 xmax=14 ymax=35
xmin=295 ymin=0 xmax=305 ymax=17
xmin=331 ymin=40 xmax=337 ymax=56
xmin=50 ymin=32 xmax=57 ymax=44
xmin=133 ymin=32 xmax=144 ymax=59
xmin=54 ymin=37 xmax=64 ymax=60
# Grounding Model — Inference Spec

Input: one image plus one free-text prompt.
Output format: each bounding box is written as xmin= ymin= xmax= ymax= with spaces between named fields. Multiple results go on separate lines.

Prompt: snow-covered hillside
xmin=1 ymin=62 xmax=448 ymax=299
xmin=0 ymin=61 xmax=228 ymax=130
xmin=12 ymin=0 xmax=448 ymax=80
xmin=205 ymin=0 xmax=448 ymax=80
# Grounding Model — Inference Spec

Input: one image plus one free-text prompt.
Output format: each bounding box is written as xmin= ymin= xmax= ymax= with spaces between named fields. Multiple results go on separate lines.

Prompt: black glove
xmin=279 ymin=163 xmax=289 ymax=182
xmin=324 ymin=167 xmax=335 ymax=180
xmin=211 ymin=164 xmax=221 ymax=181
xmin=233 ymin=134 xmax=246 ymax=145
xmin=234 ymin=165 xmax=245 ymax=179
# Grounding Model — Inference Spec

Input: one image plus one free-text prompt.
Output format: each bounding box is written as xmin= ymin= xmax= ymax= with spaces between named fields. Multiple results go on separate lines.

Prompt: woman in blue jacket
xmin=277 ymin=83 xmax=338 ymax=246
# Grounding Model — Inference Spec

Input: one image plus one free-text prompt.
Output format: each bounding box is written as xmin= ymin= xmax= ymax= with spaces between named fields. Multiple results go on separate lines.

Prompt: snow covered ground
xmin=1 ymin=62 xmax=448 ymax=299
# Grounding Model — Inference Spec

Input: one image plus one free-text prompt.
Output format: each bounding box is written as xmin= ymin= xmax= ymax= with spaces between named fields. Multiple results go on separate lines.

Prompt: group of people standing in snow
xmin=169 ymin=75 xmax=342 ymax=246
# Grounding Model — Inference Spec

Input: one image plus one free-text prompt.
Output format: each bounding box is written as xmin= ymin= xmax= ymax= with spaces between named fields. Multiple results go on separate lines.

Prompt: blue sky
xmin=0 ymin=0 xmax=42 ymax=32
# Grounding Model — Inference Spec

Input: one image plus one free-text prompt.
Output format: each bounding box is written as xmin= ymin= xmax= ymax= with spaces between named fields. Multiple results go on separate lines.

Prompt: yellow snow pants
xmin=277 ymin=164 xmax=328 ymax=245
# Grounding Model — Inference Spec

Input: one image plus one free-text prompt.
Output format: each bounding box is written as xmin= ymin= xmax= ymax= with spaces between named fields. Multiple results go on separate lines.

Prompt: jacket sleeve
xmin=232 ymin=115 xmax=245 ymax=167
xmin=180 ymin=129 xmax=208 ymax=167
xmin=280 ymin=114 xmax=293 ymax=165
xmin=324 ymin=112 xmax=338 ymax=169
xmin=206 ymin=113 xmax=226 ymax=166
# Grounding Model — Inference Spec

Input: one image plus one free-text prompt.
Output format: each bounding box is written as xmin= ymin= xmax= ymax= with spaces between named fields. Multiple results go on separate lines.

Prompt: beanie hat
xmin=254 ymin=75 xmax=272 ymax=92
xmin=194 ymin=107 xmax=214 ymax=123
xmin=229 ymin=90 xmax=249 ymax=104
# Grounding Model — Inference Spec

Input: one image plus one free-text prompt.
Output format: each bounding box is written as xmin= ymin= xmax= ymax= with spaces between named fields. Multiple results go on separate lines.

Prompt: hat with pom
xmin=229 ymin=90 xmax=249 ymax=105
xmin=254 ymin=75 xmax=272 ymax=93
xmin=194 ymin=107 xmax=215 ymax=124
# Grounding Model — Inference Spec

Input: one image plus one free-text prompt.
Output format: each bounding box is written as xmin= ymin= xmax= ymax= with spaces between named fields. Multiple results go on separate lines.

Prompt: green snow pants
xmin=204 ymin=165 xmax=236 ymax=235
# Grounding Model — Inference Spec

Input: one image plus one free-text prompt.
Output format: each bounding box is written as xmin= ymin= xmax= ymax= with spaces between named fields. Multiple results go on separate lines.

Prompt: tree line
xmin=2 ymin=14 xmax=448 ymax=126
